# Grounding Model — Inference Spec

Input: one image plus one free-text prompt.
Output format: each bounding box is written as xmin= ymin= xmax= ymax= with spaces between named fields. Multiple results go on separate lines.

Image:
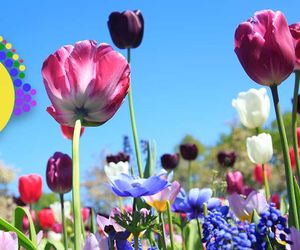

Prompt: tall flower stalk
xmin=72 ymin=119 xmax=82 ymax=250
xmin=270 ymin=85 xmax=299 ymax=229
xmin=292 ymin=71 xmax=300 ymax=180
xmin=60 ymin=194 xmax=68 ymax=250
xmin=127 ymin=48 xmax=143 ymax=178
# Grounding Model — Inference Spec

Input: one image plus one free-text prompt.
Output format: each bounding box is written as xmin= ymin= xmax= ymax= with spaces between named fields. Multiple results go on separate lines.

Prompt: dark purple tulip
xmin=108 ymin=10 xmax=144 ymax=49
xmin=46 ymin=152 xmax=72 ymax=194
xmin=297 ymin=95 xmax=300 ymax=114
xmin=217 ymin=151 xmax=237 ymax=167
xmin=106 ymin=152 xmax=130 ymax=164
xmin=226 ymin=171 xmax=244 ymax=194
xmin=161 ymin=153 xmax=180 ymax=170
xmin=180 ymin=144 xmax=198 ymax=161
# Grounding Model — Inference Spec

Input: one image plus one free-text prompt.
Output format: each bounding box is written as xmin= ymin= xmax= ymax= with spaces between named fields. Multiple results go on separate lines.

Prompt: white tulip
xmin=104 ymin=161 xmax=129 ymax=179
xmin=246 ymin=133 xmax=273 ymax=164
xmin=50 ymin=201 xmax=71 ymax=224
xmin=232 ymin=88 xmax=270 ymax=129
xmin=47 ymin=231 xmax=62 ymax=242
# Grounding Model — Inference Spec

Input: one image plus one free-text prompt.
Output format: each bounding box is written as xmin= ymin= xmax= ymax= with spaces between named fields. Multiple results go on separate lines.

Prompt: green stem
xmin=127 ymin=48 xmax=143 ymax=178
xmin=180 ymin=217 xmax=186 ymax=250
xmin=72 ymin=119 xmax=82 ymax=250
xmin=110 ymin=238 xmax=114 ymax=250
xmin=166 ymin=201 xmax=175 ymax=250
xmin=292 ymin=70 xmax=300 ymax=181
xmin=134 ymin=234 xmax=139 ymax=250
xmin=158 ymin=212 xmax=167 ymax=250
xmin=60 ymin=194 xmax=68 ymax=250
xmin=203 ymin=203 xmax=208 ymax=217
xmin=270 ymin=85 xmax=299 ymax=229
xmin=262 ymin=164 xmax=270 ymax=201
xmin=196 ymin=218 xmax=204 ymax=250
xmin=188 ymin=161 xmax=192 ymax=190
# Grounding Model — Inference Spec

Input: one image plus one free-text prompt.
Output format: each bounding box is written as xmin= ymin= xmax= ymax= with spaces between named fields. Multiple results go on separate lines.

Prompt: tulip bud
xmin=161 ymin=153 xmax=180 ymax=170
xmin=289 ymin=23 xmax=300 ymax=70
xmin=232 ymin=88 xmax=270 ymax=129
xmin=18 ymin=174 xmax=42 ymax=204
xmin=226 ymin=171 xmax=244 ymax=194
xmin=217 ymin=151 xmax=236 ymax=167
xmin=234 ymin=10 xmax=295 ymax=86
xmin=179 ymin=144 xmax=198 ymax=161
xmin=253 ymin=164 xmax=270 ymax=185
xmin=46 ymin=152 xmax=72 ymax=194
xmin=246 ymin=133 xmax=273 ymax=164
xmin=61 ymin=125 xmax=84 ymax=140
xmin=106 ymin=152 xmax=130 ymax=164
xmin=107 ymin=10 xmax=144 ymax=49
xmin=38 ymin=208 xmax=56 ymax=229
xmin=298 ymin=127 xmax=300 ymax=146
xmin=289 ymin=147 xmax=298 ymax=171
xmin=82 ymin=207 xmax=90 ymax=223
xmin=271 ymin=193 xmax=280 ymax=209
xmin=22 ymin=210 xmax=36 ymax=231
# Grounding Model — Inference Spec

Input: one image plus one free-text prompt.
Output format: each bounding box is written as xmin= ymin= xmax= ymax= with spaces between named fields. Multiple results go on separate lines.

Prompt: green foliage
xmin=33 ymin=193 xmax=59 ymax=211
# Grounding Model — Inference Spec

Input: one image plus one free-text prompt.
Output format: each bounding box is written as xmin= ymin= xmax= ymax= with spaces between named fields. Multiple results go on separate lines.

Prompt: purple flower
xmin=107 ymin=173 xmax=169 ymax=198
xmin=180 ymin=144 xmax=198 ymax=161
xmin=160 ymin=153 xmax=180 ymax=170
xmin=0 ymin=231 xmax=18 ymax=250
xmin=177 ymin=188 xmax=221 ymax=219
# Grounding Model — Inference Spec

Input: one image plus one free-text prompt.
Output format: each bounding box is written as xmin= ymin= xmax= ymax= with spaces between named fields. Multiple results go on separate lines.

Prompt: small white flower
xmin=104 ymin=161 xmax=129 ymax=178
xmin=50 ymin=201 xmax=71 ymax=224
xmin=232 ymin=88 xmax=270 ymax=129
xmin=246 ymin=133 xmax=273 ymax=164
xmin=47 ymin=231 xmax=62 ymax=242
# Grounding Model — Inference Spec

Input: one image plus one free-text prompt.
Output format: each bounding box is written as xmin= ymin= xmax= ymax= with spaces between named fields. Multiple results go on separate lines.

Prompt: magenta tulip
xmin=234 ymin=10 xmax=295 ymax=86
xmin=226 ymin=171 xmax=244 ymax=194
xmin=290 ymin=23 xmax=300 ymax=70
xmin=46 ymin=152 xmax=72 ymax=194
xmin=42 ymin=40 xmax=130 ymax=127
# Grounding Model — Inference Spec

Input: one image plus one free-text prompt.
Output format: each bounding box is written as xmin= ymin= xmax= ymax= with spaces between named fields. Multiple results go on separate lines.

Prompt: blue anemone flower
xmin=178 ymin=188 xmax=221 ymax=219
xmin=107 ymin=173 xmax=169 ymax=198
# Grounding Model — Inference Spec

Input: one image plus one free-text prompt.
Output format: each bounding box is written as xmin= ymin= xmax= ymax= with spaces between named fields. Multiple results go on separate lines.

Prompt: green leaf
xmin=143 ymin=140 xmax=156 ymax=178
xmin=14 ymin=206 xmax=37 ymax=246
xmin=280 ymin=195 xmax=288 ymax=216
xmin=293 ymin=176 xmax=300 ymax=228
xmin=184 ymin=220 xmax=200 ymax=250
xmin=251 ymin=209 xmax=260 ymax=223
xmin=45 ymin=240 xmax=65 ymax=250
xmin=0 ymin=217 xmax=36 ymax=250
xmin=90 ymin=208 xmax=97 ymax=234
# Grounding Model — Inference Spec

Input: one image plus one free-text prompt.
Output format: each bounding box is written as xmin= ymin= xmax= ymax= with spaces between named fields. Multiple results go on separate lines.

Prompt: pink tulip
xmin=253 ymin=164 xmax=270 ymax=185
xmin=61 ymin=125 xmax=84 ymax=140
xmin=143 ymin=181 xmax=181 ymax=212
xmin=42 ymin=40 xmax=130 ymax=127
xmin=289 ymin=23 xmax=300 ymax=70
xmin=0 ymin=231 xmax=18 ymax=250
xmin=226 ymin=171 xmax=244 ymax=194
xmin=234 ymin=10 xmax=295 ymax=86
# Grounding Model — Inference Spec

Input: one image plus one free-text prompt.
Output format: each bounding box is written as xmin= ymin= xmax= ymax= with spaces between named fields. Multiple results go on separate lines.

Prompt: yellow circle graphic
xmin=0 ymin=62 xmax=15 ymax=131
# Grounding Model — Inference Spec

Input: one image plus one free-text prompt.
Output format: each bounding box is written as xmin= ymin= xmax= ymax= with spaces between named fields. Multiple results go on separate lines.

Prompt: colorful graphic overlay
xmin=0 ymin=36 xmax=36 ymax=131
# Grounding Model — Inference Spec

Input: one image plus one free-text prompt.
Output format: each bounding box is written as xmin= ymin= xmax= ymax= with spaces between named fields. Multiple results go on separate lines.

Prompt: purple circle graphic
xmin=23 ymin=104 xmax=30 ymax=112
xmin=14 ymin=108 xmax=22 ymax=116
xmin=24 ymin=94 xmax=31 ymax=102
xmin=16 ymin=89 xmax=24 ymax=97
xmin=30 ymin=89 xmax=36 ymax=95
xmin=15 ymin=99 xmax=23 ymax=106
xmin=14 ymin=79 xmax=22 ymax=87
xmin=30 ymin=100 xmax=37 ymax=107
xmin=23 ymin=83 xmax=31 ymax=92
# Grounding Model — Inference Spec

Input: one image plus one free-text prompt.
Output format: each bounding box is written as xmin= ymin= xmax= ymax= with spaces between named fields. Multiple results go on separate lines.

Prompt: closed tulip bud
xmin=161 ymin=153 xmax=180 ymax=170
xmin=271 ymin=193 xmax=280 ymax=209
xmin=289 ymin=23 xmax=300 ymax=70
xmin=46 ymin=152 xmax=72 ymax=194
xmin=232 ymin=88 xmax=270 ymax=129
xmin=298 ymin=127 xmax=300 ymax=146
xmin=226 ymin=171 xmax=244 ymax=194
xmin=217 ymin=151 xmax=236 ymax=167
xmin=82 ymin=207 xmax=90 ymax=223
xmin=108 ymin=10 xmax=144 ymax=49
xmin=235 ymin=10 xmax=295 ymax=86
xmin=18 ymin=174 xmax=42 ymax=204
xmin=38 ymin=208 xmax=56 ymax=229
xmin=253 ymin=164 xmax=270 ymax=185
xmin=180 ymin=144 xmax=198 ymax=161
xmin=61 ymin=125 xmax=84 ymax=140
xmin=106 ymin=152 xmax=130 ymax=164
xmin=247 ymin=133 xmax=273 ymax=164
xmin=289 ymin=147 xmax=298 ymax=171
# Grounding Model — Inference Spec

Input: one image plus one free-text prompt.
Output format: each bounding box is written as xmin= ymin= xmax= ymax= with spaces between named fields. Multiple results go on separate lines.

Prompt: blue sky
xmin=0 ymin=0 xmax=299 ymax=195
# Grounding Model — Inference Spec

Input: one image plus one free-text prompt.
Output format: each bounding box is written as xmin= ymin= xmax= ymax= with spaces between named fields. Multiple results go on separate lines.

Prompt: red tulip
xmin=271 ymin=193 xmax=280 ymax=209
xmin=82 ymin=207 xmax=90 ymax=222
xmin=42 ymin=40 xmax=130 ymax=127
xmin=289 ymin=147 xmax=298 ymax=171
xmin=61 ymin=125 xmax=84 ymax=140
xmin=46 ymin=152 xmax=72 ymax=194
xmin=234 ymin=10 xmax=295 ymax=86
xmin=253 ymin=164 xmax=270 ymax=185
xmin=289 ymin=23 xmax=300 ymax=70
xmin=38 ymin=208 xmax=56 ymax=229
xmin=297 ymin=127 xmax=300 ymax=146
xmin=18 ymin=174 xmax=42 ymax=204
xmin=226 ymin=171 xmax=244 ymax=194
